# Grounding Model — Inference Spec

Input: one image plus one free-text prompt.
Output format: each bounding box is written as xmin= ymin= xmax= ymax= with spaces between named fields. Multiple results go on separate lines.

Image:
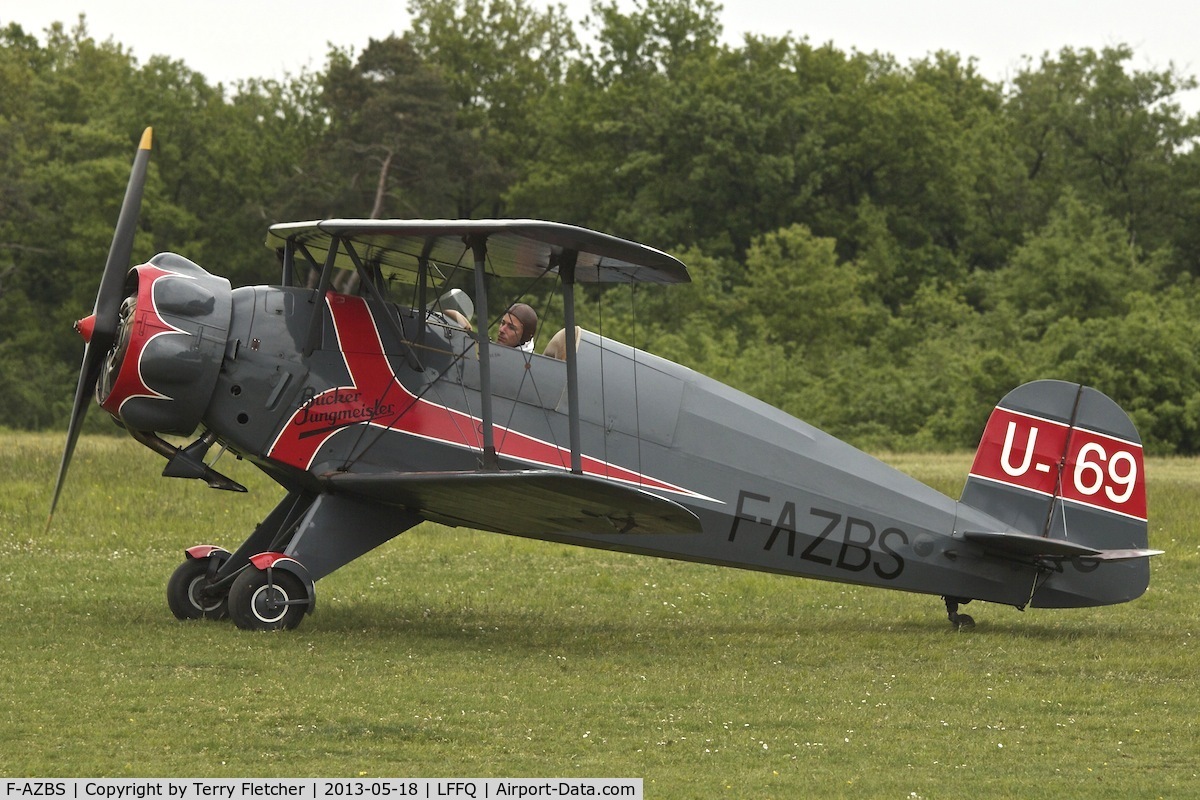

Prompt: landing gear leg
xmin=942 ymin=596 xmax=975 ymax=629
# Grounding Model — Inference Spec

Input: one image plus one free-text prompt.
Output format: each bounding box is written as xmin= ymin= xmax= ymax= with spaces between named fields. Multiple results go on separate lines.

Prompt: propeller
xmin=48 ymin=127 xmax=153 ymax=524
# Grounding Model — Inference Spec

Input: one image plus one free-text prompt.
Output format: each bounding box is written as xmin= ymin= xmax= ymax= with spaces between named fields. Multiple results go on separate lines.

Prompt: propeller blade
xmin=49 ymin=127 xmax=153 ymax=524
xmin=48 ymin=342 xmax=106 ymax=523
xmin=93 ymin=127 xmax=153 ymax=347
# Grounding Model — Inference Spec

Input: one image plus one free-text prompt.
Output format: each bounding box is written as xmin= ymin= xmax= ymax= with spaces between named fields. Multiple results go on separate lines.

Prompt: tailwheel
xmin=229 ymin=567 xmax=310 ymax=631
xmin=167 ymin=555 xmax=229 ymax=621
xmin=943 ymin=596 xmax=976 ymax=630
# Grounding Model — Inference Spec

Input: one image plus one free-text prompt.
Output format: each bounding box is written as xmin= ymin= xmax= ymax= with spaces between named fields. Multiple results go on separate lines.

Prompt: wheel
xmin=228 ymin=567 xmax=309 ymax=631
xmin=167 ymin=556 xmax=229 ymax=620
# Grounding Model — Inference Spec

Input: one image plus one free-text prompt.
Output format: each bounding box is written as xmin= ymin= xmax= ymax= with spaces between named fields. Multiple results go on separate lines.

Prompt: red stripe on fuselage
xmin=267 ymin=293 xmax=702 ymax=499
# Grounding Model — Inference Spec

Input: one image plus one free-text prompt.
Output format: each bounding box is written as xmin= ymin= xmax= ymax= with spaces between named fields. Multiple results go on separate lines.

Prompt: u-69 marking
xmin=970 ymin=407 xmax=1146 ymax=520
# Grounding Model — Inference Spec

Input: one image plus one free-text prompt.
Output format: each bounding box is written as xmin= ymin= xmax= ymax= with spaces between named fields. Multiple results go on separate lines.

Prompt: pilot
xmin=496 ymin=303 xmax=538 ymax=352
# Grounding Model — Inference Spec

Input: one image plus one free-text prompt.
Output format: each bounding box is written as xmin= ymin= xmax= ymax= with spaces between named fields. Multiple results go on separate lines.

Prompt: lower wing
xmin=321 ymin=469 xmax=702 ymax=537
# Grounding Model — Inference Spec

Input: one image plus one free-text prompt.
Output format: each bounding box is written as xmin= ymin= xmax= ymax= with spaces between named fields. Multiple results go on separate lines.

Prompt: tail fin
xmin=959 ymin=380 xmax=1160 ymax=606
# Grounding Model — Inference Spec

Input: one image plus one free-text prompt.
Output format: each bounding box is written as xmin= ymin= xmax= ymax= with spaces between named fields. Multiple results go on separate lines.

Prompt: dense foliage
xmin=3 ymin=0 xmax=1200 ymax=453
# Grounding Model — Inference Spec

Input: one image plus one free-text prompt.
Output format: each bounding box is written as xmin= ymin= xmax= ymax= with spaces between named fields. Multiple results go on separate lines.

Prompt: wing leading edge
xmin=321 ymin=469 xmax=702 ymax=537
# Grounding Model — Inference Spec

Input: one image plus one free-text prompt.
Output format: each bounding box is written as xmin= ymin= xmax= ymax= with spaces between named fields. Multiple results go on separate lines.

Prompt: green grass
xmin=1 ymin=433 xmax=1197 ymax=797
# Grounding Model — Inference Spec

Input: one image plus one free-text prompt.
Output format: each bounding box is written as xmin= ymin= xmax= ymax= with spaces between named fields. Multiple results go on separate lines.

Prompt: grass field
xmin=1 ymin=433 xmax=1196 ymax=797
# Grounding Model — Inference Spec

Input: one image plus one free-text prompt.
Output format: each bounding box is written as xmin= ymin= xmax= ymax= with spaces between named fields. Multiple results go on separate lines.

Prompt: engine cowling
xmin=84 ymin=253 xmax=232 ymax=435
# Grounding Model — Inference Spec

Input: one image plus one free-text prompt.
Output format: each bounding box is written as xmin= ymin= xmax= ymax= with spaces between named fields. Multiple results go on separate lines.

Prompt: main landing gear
xmin=165 ymin=491 xmax=421 ymax=632
xmin=166 ymin=548 xmax=314 ymax=631
xmin=942 ymin=596 xmax=975 ymax=630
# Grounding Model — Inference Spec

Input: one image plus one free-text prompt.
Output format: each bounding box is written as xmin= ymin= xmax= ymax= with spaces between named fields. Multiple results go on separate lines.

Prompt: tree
xmin=1032 ymin=288 xmax=1200 ymax=454
xmin=982 ymin=191 xmax=1160 ymax=334
xmin=284 ymin=36 xmax=466 ymax=222
xmin=806 ymin=51 xmax=1015 ymax=306
xmin=407 ymin=0 xmax=580 ymax=216
xmin=1006 ymin=46 xmax=1200 ymax=265
xmin=732 ymin=224 xmax=883 ymax=360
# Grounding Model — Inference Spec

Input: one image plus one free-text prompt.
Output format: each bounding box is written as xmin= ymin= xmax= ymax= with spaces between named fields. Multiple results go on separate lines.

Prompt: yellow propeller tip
xmin=139 ymin=127 xmax=153 ymax=150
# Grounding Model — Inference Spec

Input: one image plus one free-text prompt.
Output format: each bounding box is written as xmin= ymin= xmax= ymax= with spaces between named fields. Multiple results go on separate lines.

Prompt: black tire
xmin=167 ymin=556 xmax=229 ymax=621
xmin=228 ymin=567 xmax=308 ymax=631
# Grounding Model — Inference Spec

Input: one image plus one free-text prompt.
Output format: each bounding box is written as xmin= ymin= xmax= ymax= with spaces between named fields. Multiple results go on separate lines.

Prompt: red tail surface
xmin=968 ymin=398 xmax=1146 ymax=525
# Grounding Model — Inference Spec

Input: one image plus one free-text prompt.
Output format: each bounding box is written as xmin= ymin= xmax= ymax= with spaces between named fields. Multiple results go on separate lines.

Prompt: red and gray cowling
xmin=76 ymin=253 xmax=232 ymax=435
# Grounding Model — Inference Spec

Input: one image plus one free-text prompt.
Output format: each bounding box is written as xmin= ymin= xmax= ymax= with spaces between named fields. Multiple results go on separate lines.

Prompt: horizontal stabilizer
xmin=322 ymin=469 xmax=701 ymax=537
xmin=961 ymin=530 xmax=1163 ymax=562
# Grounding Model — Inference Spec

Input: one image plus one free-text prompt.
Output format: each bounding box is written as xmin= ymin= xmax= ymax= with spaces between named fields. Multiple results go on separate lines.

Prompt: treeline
xmin=3 ymin=0 xmax=1200 ymax=453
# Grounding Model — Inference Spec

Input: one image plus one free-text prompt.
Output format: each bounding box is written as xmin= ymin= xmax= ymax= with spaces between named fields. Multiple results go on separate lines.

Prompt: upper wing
xmin=321 ymin=469 xmax=702 ymax=537
xmin=266 ymin=219 xmax=690 ymax=286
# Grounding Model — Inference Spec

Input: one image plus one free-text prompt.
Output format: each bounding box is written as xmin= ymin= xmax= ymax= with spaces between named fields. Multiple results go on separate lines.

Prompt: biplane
xmin=51 ymin=129 xmax=1162 ymax=631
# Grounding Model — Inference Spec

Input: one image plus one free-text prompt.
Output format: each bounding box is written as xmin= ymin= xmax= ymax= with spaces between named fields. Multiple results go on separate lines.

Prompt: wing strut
xmin=414 ymin=237 xmax=435 ymax=351
xmin=303 ymin=238 xmax=339 ymax=357
xmin=560 ymin=249 xmax=583 ymax=474
xmin=469 ymin=235 xmax=499 ymax=470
